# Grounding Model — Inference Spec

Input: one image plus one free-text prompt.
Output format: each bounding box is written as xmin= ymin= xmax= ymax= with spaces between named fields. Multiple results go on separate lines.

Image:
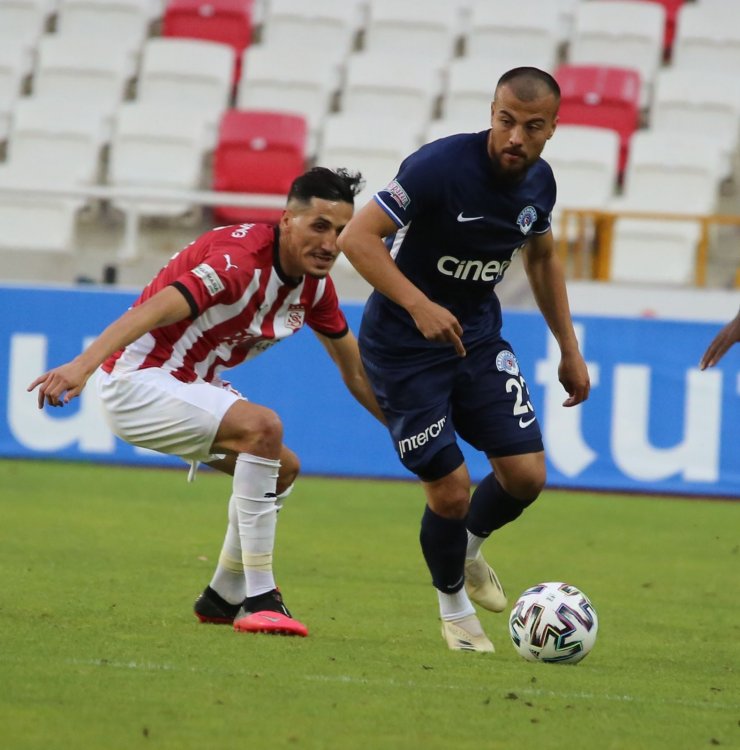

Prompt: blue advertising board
xmin=1 ymin=284 xmax=738 ymax=497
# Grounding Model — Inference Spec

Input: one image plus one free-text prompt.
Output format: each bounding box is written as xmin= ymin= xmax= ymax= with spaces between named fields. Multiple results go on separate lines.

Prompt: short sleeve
xmin=306 ymin=277 xmax=348 ymax=338
xmin=373 ymin=143 xmax=446 ymax=228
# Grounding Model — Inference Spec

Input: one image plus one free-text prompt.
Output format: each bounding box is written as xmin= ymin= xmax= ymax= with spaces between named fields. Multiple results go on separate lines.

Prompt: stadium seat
xmin=650 ymin=69 xmax=740 ymax=180
xmin=442 ymin=57 xmax=517 ymax=123
xmin=543 ymin=124 xmax=620 ymax=242
xmin=317 ymin=112 xmax=421 ymax=207
xmin=672 ymin=3 xmax=740 ymax=73
xmin=137 ymin=37 xmax=234 ymax=149
xmin=261 ymin=0 xmax=359 ymax=65
xmin=340 ymin=52 xmax=441 ymax=136
xmin=568 ymin=0 xmax=665 ymax=108
xmin=0 ymin=1 xmax=49 ymax=51
xmin=212 ymin=109 xmax=307 ymax=224
xmin=0 ymin=194 xmax=79 ymax=253
xmin=0 ymin=97 xmax=104 ymax=193
xmin=108 ymin=102 xmax=209 ymax=217
xmin=464 ymin=0 xmax=560 ymax=72
xmin=237 ymin=43 xmax=340 ymax=157
xmin=33 ymin=36 xmax=130 ymax=142
xmin=608 ymin=131 xmax=724 ymax=285
xmin=424 ymin=117 xmax=487 ymax=144
xmin=162 ymin=0 xmax=255 ymax=84
xmin=555 ymin=65 xmax=641 ymax=178
xmin=56 ymin=0 xmax=152 ymax=76
xmin=0 ymin=40 xmax=28 ymax=143
xmin=363 ymin=0 xmax=460 ymax=71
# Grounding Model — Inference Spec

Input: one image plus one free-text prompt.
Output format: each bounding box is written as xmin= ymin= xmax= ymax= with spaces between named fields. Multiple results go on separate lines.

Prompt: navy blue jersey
xmin=361 ymin=130 xmax=556 ymax=353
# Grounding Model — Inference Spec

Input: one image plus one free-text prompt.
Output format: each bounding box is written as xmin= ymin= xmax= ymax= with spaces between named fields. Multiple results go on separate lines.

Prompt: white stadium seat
xmin=0 ymin=96 xmax=104 ymax=191
xmin=650 ymin=69 xmax=740 ymax=180
xmin=568 ymin=0 xmax=665 ymax=108
xmin=340 ymin=52 xmax=441 ymax=136
xmin=609 ymin=131 xmax=724 ymax=285
xmin=33 ymin=35 xmax=131 ymax=141
xmin=364 ymin=0 xmax=460 ymax=70
xmin=317 ymin=112 xmax=421 ymax=207
xmin=424 ymin=117 xmax=487 ymax=144
xmin=261 ymin=0 xmax=359 ymax=64
xmin=237 ymin=43 xmax=340 ymax=157
xmin=442 ymin=57 xmax=511 ymax=122
xmin=672 ymin=3 xmax=740 ymax=74
xmin=137 ymin=37 xmax=233 ymax=149
xmin=0 ymin=195 xmax=78 ymax=253
xmin=56 ymin=0 xmax=152 ymax=76
xmin=108 ymin=102 xmax=208 ymax=217
xmin=465 ymin=0 xmax=560 ymax=72
xmin=543 ymin=124 xmax=620 ymax=241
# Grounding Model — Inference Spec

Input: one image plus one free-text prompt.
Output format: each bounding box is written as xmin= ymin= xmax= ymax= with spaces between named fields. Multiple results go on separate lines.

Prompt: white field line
xmin=40 ymin=658 xmax=737 ymax=711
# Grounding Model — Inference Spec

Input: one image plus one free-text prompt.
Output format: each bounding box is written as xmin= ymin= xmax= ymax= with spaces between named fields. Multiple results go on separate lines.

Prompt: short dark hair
xmin=287 ymin=167 xmax=364 ymax=205
xmin=495 ymin=67 xmax=561 ymax=105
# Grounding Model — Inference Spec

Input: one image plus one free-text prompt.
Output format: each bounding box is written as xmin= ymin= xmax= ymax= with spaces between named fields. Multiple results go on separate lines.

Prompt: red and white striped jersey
xmin=102 ymin=222 xmax=348 ymax=384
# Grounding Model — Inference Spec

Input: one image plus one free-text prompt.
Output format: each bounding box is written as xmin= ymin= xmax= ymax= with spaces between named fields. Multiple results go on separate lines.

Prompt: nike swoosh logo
xmin=519 ymin=416 xmax=536 ymax=428
xmin=258 ymin=615 xmax=282 ymax=622
xmin=457 ymin=212 xmax=484 ymax=222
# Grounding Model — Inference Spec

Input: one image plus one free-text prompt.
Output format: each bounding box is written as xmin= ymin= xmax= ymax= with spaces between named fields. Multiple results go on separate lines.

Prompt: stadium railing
xmin=556 ymin=207 xmax=740 ymax=286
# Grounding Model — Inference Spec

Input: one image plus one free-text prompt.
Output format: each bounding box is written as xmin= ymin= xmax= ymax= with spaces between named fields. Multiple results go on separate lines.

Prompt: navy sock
xmin=467 ymin=473 xmax=534 ymax=538
xmin=419 ymin=506 xmax=467 ymax=593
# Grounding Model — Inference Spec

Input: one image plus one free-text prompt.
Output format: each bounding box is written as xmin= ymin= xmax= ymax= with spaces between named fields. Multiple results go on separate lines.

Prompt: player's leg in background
xmin=464 ymin=452 xmax=546 ymax=611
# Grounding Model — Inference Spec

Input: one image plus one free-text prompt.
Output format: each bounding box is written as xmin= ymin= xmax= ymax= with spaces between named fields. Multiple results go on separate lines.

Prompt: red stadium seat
xmin=554 ymin=64 xmax=641 ymax=178
xmin=644 ymin=0 xmax=685 ymax=59
xmin=213 ymin=109 xmax=307 ymax=224
xmin=163 ymin=0 xmax=254 ymax=83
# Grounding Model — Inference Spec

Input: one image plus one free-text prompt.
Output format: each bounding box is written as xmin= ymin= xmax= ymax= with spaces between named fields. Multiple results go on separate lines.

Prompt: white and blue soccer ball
xmin=509 ymin=582 xmax=598 ymax=664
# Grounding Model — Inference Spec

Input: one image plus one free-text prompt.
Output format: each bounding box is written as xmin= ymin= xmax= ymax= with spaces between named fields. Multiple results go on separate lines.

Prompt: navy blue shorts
xmin=360 ymin=336 xmax=543 ymax=480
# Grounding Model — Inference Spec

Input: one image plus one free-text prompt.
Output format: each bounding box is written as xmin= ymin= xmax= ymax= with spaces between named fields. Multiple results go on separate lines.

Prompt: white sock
xmin=209 ymin=481 xmax=296 ymax=603
xmin=465 ymin=530 xmax=485 ymax=560
xmin=437 ymin=588 xmax=476 ymax=622
xmin=232 ymin=452 xmax=281 ymax=598
xmin=208 ymin=495 xmax=246 ymax=605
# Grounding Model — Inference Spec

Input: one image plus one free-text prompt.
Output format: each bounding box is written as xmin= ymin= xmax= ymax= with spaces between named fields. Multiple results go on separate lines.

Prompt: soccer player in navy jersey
xmin=29 ymin=167 xmax=385 ymax=639
xmin=700 ymin=307 xmax=740 ymax=369
xmin=338 ymin=68 xmax=591 ymax=652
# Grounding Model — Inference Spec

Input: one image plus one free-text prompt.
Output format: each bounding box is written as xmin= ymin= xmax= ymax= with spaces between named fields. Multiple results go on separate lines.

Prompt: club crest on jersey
xmin=516 ymin=206 xmax=537 ymax=235
xmin=285 ymin=304 xmax=305 ymax=331
xmin=385 ymin=179 xmax=411 ymax=210
xmin=495 ymin=350 xmax=519 ymax=376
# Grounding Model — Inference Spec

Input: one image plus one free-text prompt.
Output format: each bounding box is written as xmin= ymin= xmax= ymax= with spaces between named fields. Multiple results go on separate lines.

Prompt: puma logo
xmin=224 ymin=254 xmax=238 ymax=271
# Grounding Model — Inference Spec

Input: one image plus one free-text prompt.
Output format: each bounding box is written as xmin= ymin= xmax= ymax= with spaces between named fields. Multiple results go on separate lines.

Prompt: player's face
xmin=279 ymin=197 xmax=354 ymax=279
xmin=488 ymin=84 xmax=558 ymax=181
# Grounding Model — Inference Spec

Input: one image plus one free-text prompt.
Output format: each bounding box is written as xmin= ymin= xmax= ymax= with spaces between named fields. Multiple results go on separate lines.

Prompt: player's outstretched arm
xmin=523 ymin=231 xmax=590 ymax=407
xmin=314 ymin=329 xmax=387 ymax=425
xmin=700 ymin=309 xmax=740 ymax=369
xmin=338 ymin=201 xmax=466 ymax=356
xmin=27 ymin=286 xmax=191 ymax=408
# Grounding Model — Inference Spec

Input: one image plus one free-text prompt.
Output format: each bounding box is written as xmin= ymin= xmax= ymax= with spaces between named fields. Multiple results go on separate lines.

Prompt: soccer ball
xmin=509 ymin=582 xmax=598 ymax=664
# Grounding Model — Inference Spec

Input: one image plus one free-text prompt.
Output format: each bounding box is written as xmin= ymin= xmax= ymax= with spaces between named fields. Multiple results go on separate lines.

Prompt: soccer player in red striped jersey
xmin=28 ymin=167 xmax=384 ymax=638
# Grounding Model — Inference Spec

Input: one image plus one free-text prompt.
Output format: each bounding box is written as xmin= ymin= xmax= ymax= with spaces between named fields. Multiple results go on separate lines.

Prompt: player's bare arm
xmin=338 ymin=201 xmax=466 ymax=356
xmin=28 ymin=286 xmax=191 ymax=408
xmin=700 ymin=308 xmax=740 ymax=369
xmin=523 ymin=230 xmax=590 ymax=406
xmin=313 ymin=329 xmax=387 ymax=425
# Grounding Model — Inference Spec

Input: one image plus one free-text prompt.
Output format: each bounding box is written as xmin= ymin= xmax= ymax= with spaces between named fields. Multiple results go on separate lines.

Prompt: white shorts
xmin=96 ymin=368 xmax=243 ymax=463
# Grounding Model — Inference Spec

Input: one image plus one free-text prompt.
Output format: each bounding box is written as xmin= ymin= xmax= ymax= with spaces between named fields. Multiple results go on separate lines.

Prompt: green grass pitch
xmin=0 ymin=459 xmax=737 ymax=750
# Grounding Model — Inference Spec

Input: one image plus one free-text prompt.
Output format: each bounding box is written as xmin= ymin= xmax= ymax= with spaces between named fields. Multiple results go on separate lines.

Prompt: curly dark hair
xmin=287 ymin=167 xmax=365 ymax=205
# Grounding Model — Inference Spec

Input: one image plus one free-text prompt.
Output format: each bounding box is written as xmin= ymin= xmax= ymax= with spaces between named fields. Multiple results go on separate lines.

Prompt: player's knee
xmin=236 ymin=405 xmax=283 ymax=455
xmin=501 ymin=466 xmax=546 ymax=504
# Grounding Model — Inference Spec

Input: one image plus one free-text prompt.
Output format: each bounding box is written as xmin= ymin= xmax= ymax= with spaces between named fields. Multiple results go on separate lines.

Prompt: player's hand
xmin=408 ymin=299 xmax=466 ymax=356
xmin=559 ymin=350 xmax=590 ymax=407
xmin=700 ymin=313 xmax=740 ymax=369
xmin=27 ymin=360 xmax=92 ymax=409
